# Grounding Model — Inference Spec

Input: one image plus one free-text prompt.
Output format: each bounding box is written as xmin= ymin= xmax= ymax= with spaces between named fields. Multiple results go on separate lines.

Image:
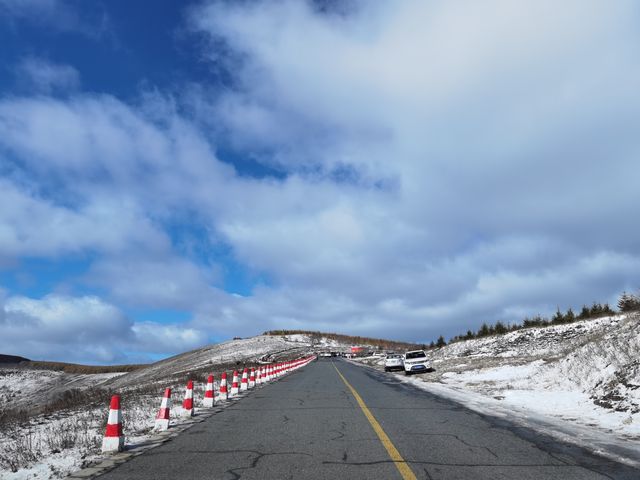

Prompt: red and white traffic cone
xmin=155 ymin=388 xmax=172 ymax=431
xmin=182 ymin=380 xmax=194 ymax=417
xmin=230 ymin=370 xmax=240 ymax=396
xmin=240 ymin=368 xmax=249 ymax=392
xmin=101 ymin=395 xmax=125 ymax=453
xmin=219 ymin=372 xmax=228 ymax=401
xmin=203 ymin=375 xmax=215 ymax=408
xmin=249 ymin=368 xmax=256 ymax=388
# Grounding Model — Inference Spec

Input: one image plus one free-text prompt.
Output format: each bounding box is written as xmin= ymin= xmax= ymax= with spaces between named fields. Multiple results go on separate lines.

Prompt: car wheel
xmin=404 ymin=371 xmax=411 ymax=376
xmin=384 ymin=367 xmax=389 ymax=372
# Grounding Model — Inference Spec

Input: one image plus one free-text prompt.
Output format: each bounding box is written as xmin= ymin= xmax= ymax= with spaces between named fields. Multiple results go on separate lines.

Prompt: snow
xmin=0 ymin=369 xmax=127 ymax=410
xmin=106 ymin=334 xmax=314 ymax=389
xmin=442 ymin=361 xmax=545 ymax=383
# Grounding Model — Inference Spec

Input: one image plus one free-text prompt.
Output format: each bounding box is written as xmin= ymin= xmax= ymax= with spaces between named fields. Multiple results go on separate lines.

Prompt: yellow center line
xmin=333 ymin=363 xmax=417 ymax=480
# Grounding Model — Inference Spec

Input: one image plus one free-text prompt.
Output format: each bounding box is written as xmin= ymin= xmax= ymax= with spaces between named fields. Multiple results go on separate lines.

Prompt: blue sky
xmin=1 ymin=0 xmax=640 ymax=364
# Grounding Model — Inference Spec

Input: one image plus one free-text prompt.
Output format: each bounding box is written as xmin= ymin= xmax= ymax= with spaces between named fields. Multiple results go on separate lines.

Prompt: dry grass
xmin=23 ymin=361 xmax=148 ymax=374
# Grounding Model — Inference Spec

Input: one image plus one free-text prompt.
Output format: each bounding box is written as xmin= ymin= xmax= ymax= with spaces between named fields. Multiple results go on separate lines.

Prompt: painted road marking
xmin=333 ymin=364 xmax=417 ymax=480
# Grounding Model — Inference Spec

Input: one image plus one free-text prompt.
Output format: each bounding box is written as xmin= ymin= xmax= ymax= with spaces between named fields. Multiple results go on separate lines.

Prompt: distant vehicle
xmin=402 ymin=350 xmax=430 ymax=375
xmin=319 ymin=352 xmax=332 ymax=358
xmin=384 ymin=354 xmax=404 ymax=372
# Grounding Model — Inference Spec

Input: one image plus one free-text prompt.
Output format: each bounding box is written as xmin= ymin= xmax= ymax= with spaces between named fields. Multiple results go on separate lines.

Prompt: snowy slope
xmin=426 ymin=313 xmax=640 ymax=415
xmin=105 ymin=334 xmax=312 ymax=389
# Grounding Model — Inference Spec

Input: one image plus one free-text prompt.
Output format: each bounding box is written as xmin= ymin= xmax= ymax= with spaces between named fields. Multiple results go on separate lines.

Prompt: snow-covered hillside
xmin=0 ymin=334 xmax=331 ymax=479
xmin=105 ymin=334 xmax=312 ymax=390
xmin=428 ymin=313 xmax=640 ymax=415
xmin=356 ymin=313 xmax=640 ymax=465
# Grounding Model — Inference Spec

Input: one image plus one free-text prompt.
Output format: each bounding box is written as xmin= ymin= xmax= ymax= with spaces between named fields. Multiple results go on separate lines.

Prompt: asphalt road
xmin=97 ymin=359 xmax=639 ymax=479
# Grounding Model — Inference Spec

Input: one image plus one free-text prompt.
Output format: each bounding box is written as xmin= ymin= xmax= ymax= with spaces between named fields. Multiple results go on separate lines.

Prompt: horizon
xmin=1 ymin=0 xmax=640 ymax=365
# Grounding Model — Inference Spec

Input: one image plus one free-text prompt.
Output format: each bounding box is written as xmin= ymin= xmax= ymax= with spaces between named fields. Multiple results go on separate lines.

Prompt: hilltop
xmin=264 ymin=330 xmax=420 ymax=351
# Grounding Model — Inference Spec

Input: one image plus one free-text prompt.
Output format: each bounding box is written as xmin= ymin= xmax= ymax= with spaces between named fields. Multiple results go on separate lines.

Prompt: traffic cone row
xmin=101 ymin=355 xmax=317 ymax=453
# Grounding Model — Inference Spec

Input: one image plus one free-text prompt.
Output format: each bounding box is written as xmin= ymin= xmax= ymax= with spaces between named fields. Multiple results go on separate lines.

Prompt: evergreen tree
xmin=590 ymin=302 xmax=603 ymax=316
xmin=436 ymin=335 xmax=446 ymax=348
xmin=578 ymin=305 xmax=590 ymax=319
xmin=618 ymin=292 xmax=640 ymax=312
xmin=478 ymin=323 xmax=490 ymax=337
xmin=552 ymin=307 xmax=565 ymax=324
xmin=565 ymin=308 xmax=575 ymax=323
xmin=494 ymin=321 xmax=507 ymax=334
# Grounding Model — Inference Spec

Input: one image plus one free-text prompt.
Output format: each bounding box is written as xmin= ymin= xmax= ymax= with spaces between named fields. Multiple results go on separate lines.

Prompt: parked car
xmin=384 ymin=354 xmax=404 ymax=372
xmin=402 ymin=350 xmax=430 ymax=375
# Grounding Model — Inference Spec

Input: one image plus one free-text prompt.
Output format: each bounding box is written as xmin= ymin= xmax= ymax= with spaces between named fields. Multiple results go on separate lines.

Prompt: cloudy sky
xmin=1 ymin=0 xmax=639 ymax=364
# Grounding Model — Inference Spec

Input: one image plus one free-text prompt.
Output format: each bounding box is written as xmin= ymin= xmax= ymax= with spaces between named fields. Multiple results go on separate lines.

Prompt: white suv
xmin=403 ymin=350 xmax=430 ymax=375
xmin=384 ymin=354 xmax=404 ymax=372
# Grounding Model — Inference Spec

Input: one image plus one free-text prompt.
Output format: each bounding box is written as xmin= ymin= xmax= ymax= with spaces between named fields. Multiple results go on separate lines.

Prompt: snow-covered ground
xmin=0 ymin=382 xmax=236 ymax=479
xmin=105 ymin=334 xmax=311 ymax=390
xmin=0 ymin=369 xmax=127 ymax=410
xmin=355 ymin=313 xmax=640 ymax=466
xmin=0 ymin=334 xmax=325 ymax=478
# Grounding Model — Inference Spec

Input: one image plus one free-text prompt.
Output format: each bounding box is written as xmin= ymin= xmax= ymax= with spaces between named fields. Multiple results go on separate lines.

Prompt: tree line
xmin=263 ymin=329 xmax=420 ymax=351
xmin=426 ymin=290 xmax=640 ymax=349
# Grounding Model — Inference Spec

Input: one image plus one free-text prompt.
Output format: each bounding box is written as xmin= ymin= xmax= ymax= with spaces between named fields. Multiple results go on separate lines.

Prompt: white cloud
xmin=0 ymin=0 xmax=110 ymax=37
xmin=0 ymin=293 xmax=208 ymax=363
xmin=131 ymin=322 xmax=204 ymax=355
xmin=2 ymin=0 xmax=640 ymax=361
xmin=88 ymin=255 xmax=223 ymax=310
xmin=0 ymin=0 xmax=60 ymax=18
xmin=16 ymin=57 xmax=80 ymax=94
xmin=1 ymin=293 xmax=132 ymax=362
xmin=0 ymin=178 xmax=170 ymax=259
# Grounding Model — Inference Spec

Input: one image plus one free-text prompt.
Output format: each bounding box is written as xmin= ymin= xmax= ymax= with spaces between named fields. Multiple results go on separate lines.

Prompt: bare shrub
xmin=0 ymin=424 xmax=42 ymax=472
xmin=42 ymin=412 xmax=103 ymax=454
xmin=0 ymin=407 xmax=30 ymax=431
xmin=44 ymin=388 xmax=112 ymax=415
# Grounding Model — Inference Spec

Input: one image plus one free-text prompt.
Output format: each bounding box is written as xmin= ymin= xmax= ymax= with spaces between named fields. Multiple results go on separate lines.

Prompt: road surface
xmin=97 ymin=358 xmax=639 ymax=479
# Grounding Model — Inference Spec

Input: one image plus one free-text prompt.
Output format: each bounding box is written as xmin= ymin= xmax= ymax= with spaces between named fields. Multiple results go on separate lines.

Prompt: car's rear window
xmin=405 ymin=351 xmax=426 ymax=359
